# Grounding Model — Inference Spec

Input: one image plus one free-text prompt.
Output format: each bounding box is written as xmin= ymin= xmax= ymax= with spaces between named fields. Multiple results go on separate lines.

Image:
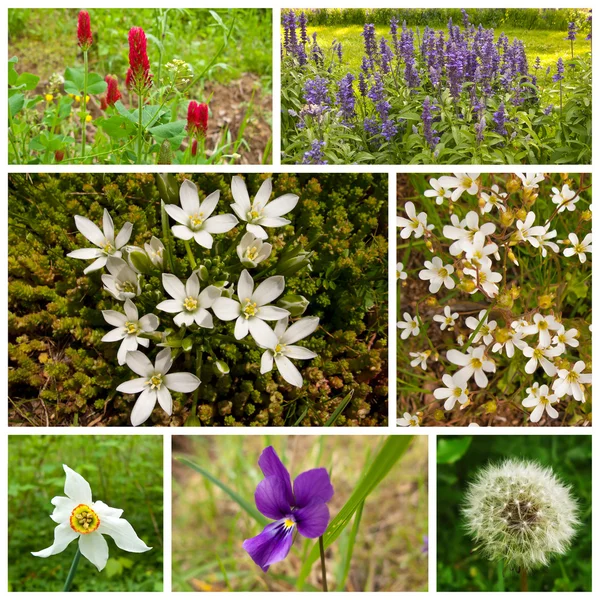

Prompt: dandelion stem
xmin=520 ymin=568 xmax=528 ymax=592
xmin=63 ymin=547 xmax=81 ymax=591
xmin=319 ymin=535 xmax=328 ymax=592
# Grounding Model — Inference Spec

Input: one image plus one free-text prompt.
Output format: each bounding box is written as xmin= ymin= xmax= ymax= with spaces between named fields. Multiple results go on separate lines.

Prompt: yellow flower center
xmin=566 ymin=370 xmax=579 ymax=383
xmin=284 ymin=518 xmax=295 ymax=529
xmin=540 ymin=395 xmax=550 ymax=406
xmin=574 ymin=243 xmax=585 ymax=254
xmin=189 ymin=212 xmax=205 ymax=230
xmin=538 ymin=320 xmax=548 ymax=330
xmin=117 ymin=281 xmax=137 ymax=294
xmin=124 ymin=321 xmax=140 ymax=335
xmin=453 ymin=387 xmax=463 ymax=398
xmin=438 ymin=267 xmax=448 ymax=278
xmin=183 ymin=296 xmax=198 ymax=312
xmin=70 ymin=504 xmax=100 ymax=534
xmin=242 ymin=299 xmax=258 ymax=319
xmin=274 ymin=343 xmax=285 ymax=357
xmin=471 ymin=358 xmax=483 ymax=370
xmin=247 ymin=208 xmax=261 ymax=221
xmin=532 ymin=348 xmax=544 ymax=360
xmin=147 ymin=373 xmax=163 ymax=390
xmin=479 ymin=272 xmax=487 ymax=283
xmin=103 ymin=242 xmax=115 ymax=255
xmin=246 ymin=246 xmax=259 ymax=261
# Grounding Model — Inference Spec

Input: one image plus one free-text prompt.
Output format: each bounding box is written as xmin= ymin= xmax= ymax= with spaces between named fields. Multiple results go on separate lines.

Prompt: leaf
xmin=9 ymin=94 xmax=24 ymax=118
xmin=15 ymin=72 xmax=40 ymax=91
xmin=98 ymin=115 xmax=136 ymax=140
xmin=296 ymin=436 xmax=413 ymax=589
xmin=324 ymin=390 xmax=354 ymax=426
xmin=437 ymin=436 xmax=472 ymax=464
xmin=177 ymin=456 xmax=269 ymax=527
xmin=335 ymin=499 xmax=364 ymax=591
xmin=63 ymin=68 xmax=107 ymax=95
xmin=149 ymin=120 xmax=186 ymax=140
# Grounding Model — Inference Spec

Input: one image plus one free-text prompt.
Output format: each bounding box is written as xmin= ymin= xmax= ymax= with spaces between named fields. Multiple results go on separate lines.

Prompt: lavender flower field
xmin=281 ymin=9 xmax=592 ymax=165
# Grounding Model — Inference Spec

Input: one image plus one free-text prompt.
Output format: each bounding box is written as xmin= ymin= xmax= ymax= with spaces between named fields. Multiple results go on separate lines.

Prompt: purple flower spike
xmin=243 ymin=446 xmax=334 ymax=572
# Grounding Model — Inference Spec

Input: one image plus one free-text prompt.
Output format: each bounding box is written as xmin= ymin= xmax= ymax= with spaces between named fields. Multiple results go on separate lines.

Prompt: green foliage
xmin=437 ymin=435 xmax=592 ymax=591
xmin=8 ymin=172 xmax=388 ymax=427
xmin=8 ymin=435 xmax=163 ymax=592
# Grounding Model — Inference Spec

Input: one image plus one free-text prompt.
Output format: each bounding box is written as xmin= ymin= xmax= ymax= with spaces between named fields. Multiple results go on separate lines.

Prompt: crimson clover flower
xmin=77 ymin=11 xmax=93 ymax=50
xmin=126 ymin=27 xmax=152 ymax=91
xmin=242 ymin=446 xmax=334 ymax=572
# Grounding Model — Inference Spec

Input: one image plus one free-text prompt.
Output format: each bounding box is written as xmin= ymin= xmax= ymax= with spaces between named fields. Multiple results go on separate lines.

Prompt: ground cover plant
xmin=8 ymin=172 xmax=387 ymax=427
xmin=8 ymin=435 xmax=163 ymax=592
xmin=281 ymin=8 xmax=592 ymax=165
xmin=396 ymin=173 xmax=591 ymax=427
xmin=172 ymin=435 xmax=427 ymax=591
xmin=437 ymin=435 xmax=591 ymax=592
xmin=8 ymin=8 xmax=272 ymax=164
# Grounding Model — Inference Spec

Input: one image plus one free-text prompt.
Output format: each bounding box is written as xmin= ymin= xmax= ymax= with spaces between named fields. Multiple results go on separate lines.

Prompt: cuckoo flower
xmin=242 ymin=446 xmax=333 ymax=572
xmin=230 ymin=176 xmax=299 ymax=240
xmin=164 ymin=180 xmax=238 ymax=249
xmin=212 ymin=270 xmax=289 ymax=342
xmin=116 ymin=348 xmax=200 ymax=426
xmin=67 ymin=209 xmax=133 ymax=273
xmin=32 ymin=465 xmax=151 ymax=572
xmin=102 ymin=299 xmax=159 ymax=365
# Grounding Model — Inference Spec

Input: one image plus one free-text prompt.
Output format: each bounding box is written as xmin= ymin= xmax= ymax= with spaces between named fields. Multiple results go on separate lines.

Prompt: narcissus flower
xmin=164 ymin=180 xmax=238 ymax=249
xmin=243 ymin=447 xmax=333 ymax=572
xmin=101 ymin=299 xmax=159 ymax=365
xmin=230 ymin=177 xmax=299 ymax=240
xmin=67 ymin=209 xmax=133 ymax=273
xmin=32 ymin=465 xmax=151 ymax=571
xmin=212 ymin=270 xmax=289 ymax=342
xmin=116 ymin=348 xmax=200 ymax=426
xmin=258 ymin=316 xmax=319 ymax=387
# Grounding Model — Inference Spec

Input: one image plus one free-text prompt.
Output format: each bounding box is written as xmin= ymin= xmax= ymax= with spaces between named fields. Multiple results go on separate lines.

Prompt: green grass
xmin=437 ymin=435 xmax=592 ymax=592
xmin=298 ymin=24 xmax=590 ymax=75
xmin=8 ymin=435 xmax=163 ymax=592
xmin=172 ymin=435 xmax=428 ymax=592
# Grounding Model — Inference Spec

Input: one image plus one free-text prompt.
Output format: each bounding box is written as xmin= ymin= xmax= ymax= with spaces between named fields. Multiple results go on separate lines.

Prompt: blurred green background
xmin=437 ymin=435 xmax=592 ymax=591
xmin=172 ymin=435 xmax=428 ymax=591
xmin=8 ymin=435 xmax=163 ymax=592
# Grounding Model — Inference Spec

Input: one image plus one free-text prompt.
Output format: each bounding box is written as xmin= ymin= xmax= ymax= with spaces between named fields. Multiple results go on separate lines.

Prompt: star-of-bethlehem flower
xmin=156 ymin=272 xmax=221 ymax=328
xmin=116 ymin=348 xmax=200 ymax=426
xmin=242 ymin=446 xmax=333 ymax=572
xmin=67 ymin=209 xmax=133 ymax=273
xmin=237 ymin=231 xmax=273 ymax=268
xmin=32 ymin=465 xmax=151 ymax=571
xmin=164 ymin=179 xmax=238 ymax=249
xmin=144 ymin=236 xmax=165 ymax=266
xmin=230 ymin=176 xmax=299 ymax=240
xmin=212 ymin=269 xmax=290 ymax=342
xmin=101 ymin=299 xmax=159 ymax=365
xmin=258 ymin=316 xmax=319 ymax=387
xmin=101 ymin=256 xmax=141 ymax=301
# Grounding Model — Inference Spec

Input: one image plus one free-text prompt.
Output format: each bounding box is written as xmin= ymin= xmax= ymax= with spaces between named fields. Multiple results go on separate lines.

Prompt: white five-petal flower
xmin=424 ymin=178 xmax=452 ymax=205
xmin=67 ymin=209 xmax=133 ymax=273
xmin=552 ymin=361 xmax=591 ymax=402
xmin=563 ymin=233 xmax=592 ymax=263
xmin=410 ymin=350 xmax=431 ymax=370
xmin=465 ymin=310 xmax=497 ymax=345
xmin=437 ymin=173 xmax=480 ymax=201
xmin=522 ymin=344 xmax=561 ymax=376
xmin=419 ymin=257 xmax=455 ymax=293
xmin=446 ymin=345 xmax=496 ymax=388
xmin=396 ymin=262 xmax=407 ymax=281
xmin=433 ymin=306 xmax=459 ymax=330
xmin=434 ymin=373 xmax=469 ymax=410
xmin=396 ymin=412 xmax=420 ymax=427
xmin=397 ymin=312 xmax=420 ymax=339
xmin=397 ymin=202 xmax=430 ymax=239
xmin=521 ymin=313 xmax=562 ymax=347
xmin=522 ymin=384 xmax=559 ymax=423
xmin=32 ymin=465 xmax=151 ymax=571
xmin=552 ymin=184 xmax=579 ymax=213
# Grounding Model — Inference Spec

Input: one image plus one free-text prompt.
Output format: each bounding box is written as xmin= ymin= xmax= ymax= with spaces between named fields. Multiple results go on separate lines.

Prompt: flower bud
xmin=214 ymin=360 xmax=230 ymax=376
xmin=433 ymin=409 xmax=445 ymax=421
xmin=538 ymin=293 xmax=554 ymax=309
xmin=425 ymin=240 xmax=433 ymax=251
xmin=494 ymin=328 xmax=511 ymax=344
xmin=484 ymin=400 xmax=497 ymax=414
xmin=45 ymin=94 xmax=54 ymax=102
xmin=128 ymin=249 xmax=154 ymax=274
xmin=496 ymin=292 xmax=513 ymax=309
xmin=85 ymin=114 xmax=92 ymax=122
xmin=499 ymin=209 xmax=514 ymax=228
xmin=459 ymin=279 xmax=477 ymax=293
xmin=156 ymin=173 xmax=179 ymax=204
xmin=54 ymin=150 xmax=65 ymax=162
xmin=181 ymin=337 xmax=194 ymax=352
xmin=510 ymin=286 xmax=521 ymax=299
xmin=582 ymin=210 xmax=592 ymax=221
xmin=523 ymin=188 xmax=538 ymax=206
xmin=194 ymin=265 xmax=209 ymax=282
xmin=425 ymin=296 xmax=438 ymax=307
xmin=277 ymin=294 xmax=309 ymax=317
xmin=157 ymin=140 xmax=172 ymax=165
xmin=516 ymin=208 xmax=527 ymax=221
xmin=276 ymin=251 xmax=312 ymax=277
xmin=506 ymin=176 xmax=521 ymax=193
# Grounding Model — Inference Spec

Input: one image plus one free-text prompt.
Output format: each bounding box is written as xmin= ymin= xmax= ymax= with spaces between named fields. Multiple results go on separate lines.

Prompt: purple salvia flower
xmin=566 ymin=22 xmax=577 ymax=41
xmin=475 ymin=115 xmax=486 ymax=143
xmin=461 ymin=9 xmax=470 ymax=31
xmin=493 ymin=103 xmax=507 ymax=135
xmin=362 ymin=23 xmax=378 ymax=69
xmin=381 ymin=119 xmax=398 ymax=141
xmin=242 ymin=447 xmax=334 ymax=572
xmin=358 ymin=69 xmax=368 ymax=97
xmin=379 ymin=37 xmax=394 ymax=74
xmin=337 ymin=42 xmax=343 ymax=63
xmin=302 ymin=140 xmax=328 ymax=165
xmin=363 ymin=117 xmax=379 ymax=137
xmin=399 ymin=24 xmax=420 ymax=88
xmin=553 ymin=58 xmax=564 ymax=82
xmin=304 ymin=76 xmax=330 ymax=107
xmin=336 ymin=73 xmax=356 ymax=122
xmin=390 ymin=16 xmax=400 ymax=56
xmin=421 ymin=96 xmax=439 ymax=150
xmin=543 ymin=105 xmax=554 ymax=115
xmin=298 ymin=11 xmax=308 ymax=46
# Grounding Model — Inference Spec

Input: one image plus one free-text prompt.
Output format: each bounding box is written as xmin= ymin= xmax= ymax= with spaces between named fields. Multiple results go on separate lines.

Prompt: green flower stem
xmin=319 ymin=536 xmax=328 ymax=592
xmin=184 ymin=241 xmax=197 ymax=270
xmin=161 ymin=201 xmax=176 ymax=274
xmin=63 ymin=547 xmax=81 ymax=592
xmin=137 ymin=92 xmax=144 ymax=164
xmin=189 ymin=348 xmax=203 ymax=421
xmin=80 ymin=50 xmax=88 ymax=160
xmin=223 ymin=229 xmax=246 ymax=262
xmin=520 ymin=568 xmax=528 ymax=592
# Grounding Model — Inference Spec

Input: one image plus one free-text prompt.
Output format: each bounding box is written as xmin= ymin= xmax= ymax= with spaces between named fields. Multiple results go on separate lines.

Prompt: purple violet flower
xmin=242 ymin=446 xmax=334 ymax=572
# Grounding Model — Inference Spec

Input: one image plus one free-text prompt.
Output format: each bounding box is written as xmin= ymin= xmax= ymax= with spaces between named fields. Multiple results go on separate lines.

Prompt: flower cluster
xmin=67 ymin=177 xmax=319 ymax=426
xmin=397 ymin=173 xmax=591 ymax=426
xmin=126 ymin=27 xmax=152 ymax=92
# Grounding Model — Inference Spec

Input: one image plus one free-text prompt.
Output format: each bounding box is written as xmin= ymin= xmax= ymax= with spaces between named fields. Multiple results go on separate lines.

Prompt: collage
xmin=2 ymin=2 xmax=595 ymax=597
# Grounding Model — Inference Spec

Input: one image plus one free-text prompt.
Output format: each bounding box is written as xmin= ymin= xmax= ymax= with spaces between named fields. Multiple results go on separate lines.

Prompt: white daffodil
xmin=515 ymin=212 xmax=546 ymax=247
xmin=32 ymin=465 xmax=151 ymax=571
xmin=521 ymin=313 xmax=562 ymax=347
xmin=410 ymin=350 xmax=431 ymax=370
xmin=67 ymin=209 xmax=133 ymax=274
xmin=156 ymin=273 xmax=220 ymax=328
xmin=563 ymin=233 xmax=592 ymax=263
xmin=490 ymin=327 xmax=526 ymax=358
xmin=552 ymin=326 xmax=579 ymax=354
xmin=465 ymin=310 xmax=497 ymax=345
xmin=116 ymin=348 xmax=200 ymax=426
xmin=438 ymin=173 xmax=480 ymax=201
xmin=424 ymin=177 xmax=452 ymax=205
xmin=164 ymin=180 xmax=238 ymax=249
xmin=397 ymin=312 xmax=420 ymax=339
xmin=463 ymin=259 xmax=502 ymax=297
xmin=212 ymin=269 xmax=289 ymax=342
xmin=434 ymin=373 xmax=469 ymax=410
xmin=443 ymin=212 xmax=496 ymax=256
xmin=396 ymin=412 xmax=420 ymax=427
xmin=101 ymin=299 xmax=159 ymax=365
xmin=397 ymin=201 xmax=431 ymax=239
xmin=144 ymin=236 xmax=165 ymax=267
xmin=516 ymin=173 xmax=545 ymax=190
xmin=536 ymin=225 xmax=559 ymax=257
xmin=101 ymin=257 xmax=141 ymax=301
xmin=552 ymin=184 xmax=579 ymax=213
xmin=419 ymin=257 xmax=455 ymax=294
xmin=396 ymin=262 xmax=407 ymax=281
xmin=433 ymin=306 xmax=459 ymax=330
xmin=479 ymin=184 xmax=507 ymax=214
xmin=230 ymin=176 xmax=298 ymax=240
xmin=552 ymin=361 xmax=591 ymax=402
xmin=236 ymin=231 xmax=272 ymax=268
xmin=258 ymin=316 xmax=319 ymax=387
xmin=522 ymin=384 xmax=559 ymax=423
xmin=446 ymin=345 xmax=495 ymax=388
xmin=522 ymin=344 xmax=561 ymax=376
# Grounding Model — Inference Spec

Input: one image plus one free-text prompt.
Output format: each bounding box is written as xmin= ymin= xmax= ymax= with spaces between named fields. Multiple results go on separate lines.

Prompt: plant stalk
xmin=319 ymin=535 xmax=328 ymax=592
xmin=80 ymin=50 xmax=88 ymax=160
xmin=137 ymin=92 xmax=144 ymax=163
xmin=63 ymin=547 xmax=81 ymax=592
xmin=520 ymin=567 xmax=528 ymax=592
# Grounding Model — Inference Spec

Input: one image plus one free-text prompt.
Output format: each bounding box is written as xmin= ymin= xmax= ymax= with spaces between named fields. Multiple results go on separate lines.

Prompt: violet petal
xmin=242 ymin=520 xmax=295 ymax=572
xmin=258 ymin=446 xmax=293 ymax=506
xmin=255 ymin=476 xmax=292 ymax=520
xmin=294 ymin=502 xmax=330 ymax=539
xmin=293 ymin=468 xmax=334 ymax=508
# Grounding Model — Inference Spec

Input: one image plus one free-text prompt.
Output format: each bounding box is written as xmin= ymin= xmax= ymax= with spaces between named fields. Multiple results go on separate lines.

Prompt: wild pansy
xmin=242 ymin=446 xmax=334 ymax=572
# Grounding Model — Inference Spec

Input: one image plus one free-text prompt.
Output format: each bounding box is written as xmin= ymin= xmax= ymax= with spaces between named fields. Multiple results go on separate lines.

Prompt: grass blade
xmin=335 ymin=499 xmax=365 ymax=591
xmin=177 ymin=456 xmax=268 ymax=527
xmin=296 ymin=436 xmax=414 ymax=589
xmin=324 ymin=390 xmax=354 ymax=426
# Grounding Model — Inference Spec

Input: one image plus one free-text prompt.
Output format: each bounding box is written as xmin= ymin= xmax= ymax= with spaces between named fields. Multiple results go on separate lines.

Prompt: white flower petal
xmin=31 ymin=521 xmax=78 ymax=558
xmin=231 ymin=176 xmax=251 ymax=213
xmin=164 ymin=203 xmax=189 ymax=225
xmin=260 ymin=350 xmax=274 ymax=373
xmin=281 ymin=317 xmax=319 ymax=345
xmin=50 ymin=496 xmax=77 ymax=524
xmin=193 ymin=229 xmax=213 ymax=249
xmin=67 ymin=248 xmax=104 ymax=259
xmin=98 ymin=516 xmax=152 ymax=553
xmin=185 ymin=273 xmax=200 ymax=298
xmin=102 ymin=310 xmax=128 ymax=328
xmin=212 ymin=298 xmax=241 ymax=321
xmin=156 ymin=299 xmax=183 ymax=314
xmin=171 ymin=225 xmax=195 ymax=241
xmin=274 ymin=354 xmax=303 ymax=387
xmin=246 ymin=223 xmax=268 ymax=239
xmin=101 ymin=328 xmax=127 ymax=343
xmin=123 ymin=299 xmax=138 ymax=321
xmin=139 ymin=313 xmax=159 ymax=331
xmin=252 ymin=178 xmax=273 ymax=211
xmin=75 ymin=215 xmax=105 ymax=247
xmin=248 ymin=317 xmax=279 ymax=346
xmin=252 ymin=276 xmax=285 ymax=306
xmin=179 ymin=180 xmax=200 ymax=215
xmin=261 ymin=193 xmax=299 ymax=218
xmin=125 ymin=351 xmax=154 ymax=377
xmin=117 ymin=377 xmax=148 ymax=394
xmin=203 ymin=213 xmax=239 ymax=234
xmin=102 ymin=210 xmax=115 ymax=243
xmin=63 ymin=465 xmax=93 ymax=504
xmin=194 ymin=308 xmax=213 ymax=328
xmin=238 ymin=269 xmax=254 ymax=302
xmin=284 ymin=345 xmax=316 ymax=360
xmin=115 ymin=222 xmax=133 ymax=249
xmin=198 ymin=189 xmax=220 ymax=218
xmin=162 ymin=273 xmax=186 ymax=301
xmin=83 ymin=256 xmax=108 ymax=273
xmin=256 ymin=216 xmax=291 ymax=227
xmin=156 ymin=385 xmax=172 ymax=415
xmin=130 ymin=388 xmax=157 ymax=426
xmin=78 ymin=532 xmax=109 ymax=572
xmin=155 ymin=348 xmax=173 ymax=375
xmin=199 ymin=285 xmax=221 ymax=308
xmin=164 ymin=372 xmax=200 ymax=393
xmin=174 ymin=311 xmax=195 ymax=327
xmin=92 ymin=500 xmax=123 ymax=519
xmin=234 ymin=316 xmax=250 ymax=339
xmin=257 ymin=306 xmax=290 ymax=321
